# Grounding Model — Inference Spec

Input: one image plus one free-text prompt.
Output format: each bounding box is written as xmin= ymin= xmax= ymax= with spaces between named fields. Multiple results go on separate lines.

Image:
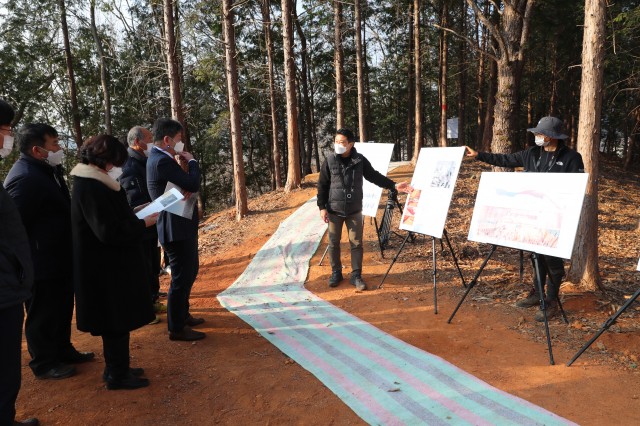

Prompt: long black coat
xmin=70 ymin=164 xmax=154 ymax=335
xmin=4 ymin=154 xmax=72 ymax=281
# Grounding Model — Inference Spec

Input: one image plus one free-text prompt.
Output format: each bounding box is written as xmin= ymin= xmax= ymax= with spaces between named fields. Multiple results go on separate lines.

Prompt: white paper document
xmin=164 ymin=182 xmax=197 ymax=219
xmin=135 ymin=187 xmax=184 ymax=219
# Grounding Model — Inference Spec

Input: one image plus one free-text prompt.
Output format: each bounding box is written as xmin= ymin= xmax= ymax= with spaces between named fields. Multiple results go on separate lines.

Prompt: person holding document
xmin=146 ymin=118 xmax=204 ymax=342
xmin=70 ymin=135 xmax=158 ymax=390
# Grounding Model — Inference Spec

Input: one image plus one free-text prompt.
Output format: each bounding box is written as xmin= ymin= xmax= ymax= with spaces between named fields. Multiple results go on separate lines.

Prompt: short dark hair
xmin=79 ymin=134 xmax=128 ymax=169
xmin=17 ymin=123 xmax=59 ymax=154
xmin=336 ymin=128 xmax=355 ymax=143
xmin=0 ymin=99 xmax=15 ymax=126
xmin=152 ymin=118 xmax=183 ymax=142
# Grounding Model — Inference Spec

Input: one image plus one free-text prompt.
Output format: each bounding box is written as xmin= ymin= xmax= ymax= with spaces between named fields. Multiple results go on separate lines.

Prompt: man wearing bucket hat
xmin=464 ymin=116 xmax=584 ymax=321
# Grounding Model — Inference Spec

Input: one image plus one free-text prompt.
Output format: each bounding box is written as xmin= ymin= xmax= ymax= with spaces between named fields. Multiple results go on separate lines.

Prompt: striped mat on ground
xmin=217 ymin=196 xmax=574 ymax=425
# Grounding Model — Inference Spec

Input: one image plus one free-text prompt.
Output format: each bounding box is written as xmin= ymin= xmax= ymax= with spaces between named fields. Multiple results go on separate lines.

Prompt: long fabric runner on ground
xmin=217 ymin=196 xmax=574 ymax=425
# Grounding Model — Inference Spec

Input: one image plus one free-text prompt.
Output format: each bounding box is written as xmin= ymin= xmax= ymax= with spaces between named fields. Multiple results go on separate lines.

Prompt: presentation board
xmin=468 ymin=172 xmax=589 ymax=259
xmin=399 ymin=146 xmax=465 ymax=239
xmin=637 ymin=256 xmax=640 ymax=271
xmin=354 ymin=142 xmax=395 ymax=217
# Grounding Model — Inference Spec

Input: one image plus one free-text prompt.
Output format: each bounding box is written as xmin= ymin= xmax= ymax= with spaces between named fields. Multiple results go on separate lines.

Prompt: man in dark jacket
xmin=464 ymin=116 xmax=585 ymax=321
xmin=120 ymin=126 xmax=164 ymax=320
xmin=317 ymin=128 xmax=410 ymax=291
xmin=4 ymin=123 xmax=93 ymax=381
xmin=0 ymin=100 xmax=39 ymax=425
xmin=147 ymin=118 xmax=204 ymax=341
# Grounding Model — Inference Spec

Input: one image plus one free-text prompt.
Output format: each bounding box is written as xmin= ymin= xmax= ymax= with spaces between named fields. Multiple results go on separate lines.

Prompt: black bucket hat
xmin=527 ymin=116 xmax=568 ymax=140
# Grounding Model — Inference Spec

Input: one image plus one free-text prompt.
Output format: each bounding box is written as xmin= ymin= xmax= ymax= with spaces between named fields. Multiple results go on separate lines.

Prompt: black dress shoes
xmin=169 ymin=326 xmax=205 ymax=341
xmin=186 ymin=315 xmax=205 ymax=327
xmin=102 ymin=367 xmax=145 ymax=382
xmin=13 ymin=418 xmax=39 ymax=426
xmin=61 ymin=350 xmax=95 ymax=364
xmin=105 ymin=372 xmax=150 ymax=390
xmin=35 ymin=363 xmax=76 ymax=380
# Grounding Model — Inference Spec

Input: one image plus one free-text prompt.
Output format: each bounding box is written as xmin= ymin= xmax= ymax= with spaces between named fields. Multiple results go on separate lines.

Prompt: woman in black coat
xmin=70 ymin=135 xmax=158 ymax=390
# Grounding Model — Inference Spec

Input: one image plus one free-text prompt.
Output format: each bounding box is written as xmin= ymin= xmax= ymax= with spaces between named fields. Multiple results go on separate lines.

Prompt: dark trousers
xmin=143 ymin=239 xmax=161 ymax=302
xmin=328 ymin=212 xmax=364 ymax=275
xmin=25 ymin=277 xmax=74 ymax=376
xmin=164 ymin=237 xmax=199 ymax=332
xmin=0 ymin=304 xmax=23 ymax=425
xmin=533 ymin=254 xmax=565 ymax=300
xmin=102 ymin=332 xmax=130 ymax=379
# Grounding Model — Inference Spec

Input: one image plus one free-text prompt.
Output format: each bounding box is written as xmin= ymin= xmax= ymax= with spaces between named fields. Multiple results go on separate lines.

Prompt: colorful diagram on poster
xmin=468 ymin=172 xmax=588 ymax=259
xmin=399 ymin=146 xmax=465 ymax=238
xmin=354 ymin=142 xmax=395 ymax=218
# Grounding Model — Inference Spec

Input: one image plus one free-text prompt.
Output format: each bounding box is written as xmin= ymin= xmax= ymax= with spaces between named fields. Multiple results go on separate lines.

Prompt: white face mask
xmin=334 ymin=143 xmax=348 ymax=155
xmin=174 ymin=141 xmax=184 ymax=153
xmin=534 ymin=135 xmax=549 ymax=147
xmin=108 ymin=166 xmax=123 ymax=180
xmin=44 ymin=148 xmax=64 ymax=166
xmin=0 ymin=135 xmax=14 ymax=158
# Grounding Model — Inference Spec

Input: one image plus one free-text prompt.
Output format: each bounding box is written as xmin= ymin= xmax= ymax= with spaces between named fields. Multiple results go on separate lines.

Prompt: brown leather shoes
xmin=169 ymin=326 xmax=205 ymax=341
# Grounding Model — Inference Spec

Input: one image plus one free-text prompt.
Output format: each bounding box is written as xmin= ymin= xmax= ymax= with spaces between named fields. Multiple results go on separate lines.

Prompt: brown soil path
xmin=15 ymin=163 xmax=640 ymax=425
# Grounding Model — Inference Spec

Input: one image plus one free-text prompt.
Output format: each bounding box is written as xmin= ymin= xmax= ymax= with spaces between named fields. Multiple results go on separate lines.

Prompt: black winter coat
xmin=476 ymin=142 xmax=584 ymax=173
xmin=70 ymin=164 xmax=154 ymax=335
xmin=317 ymin=147 xmax=396 ymax=217
xmin=4 ymin=154 xmax=72 ymax=281
xmin=0 ymin=185 xmax=33 ymax=309
xmin=119 ymin=147 xmax=157 ymax=241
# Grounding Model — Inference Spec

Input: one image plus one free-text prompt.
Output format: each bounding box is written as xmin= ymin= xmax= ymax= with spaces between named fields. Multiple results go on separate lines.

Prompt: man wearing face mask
xmin=0 ymin=100 xmax=40 ymax=425
xmin=464 ymin=116 xmax=584 ymax=321
xmin=146 ymin=118 xmax=204 ymax=341
xmin=119 ymin=126 xmax=165 ymax=323
xmin=317 ymin=128 xmax=411 ymax=292
xmin=4 ymin=123 xmax=94 ymax=381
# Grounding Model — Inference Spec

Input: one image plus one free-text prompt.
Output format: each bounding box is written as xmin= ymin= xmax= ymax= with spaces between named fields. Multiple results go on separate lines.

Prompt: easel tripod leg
xmin=432 ymin=237 xmax=437 ymax=314
xmin=447 ymin=245 xmax=497 ymax=324
xmin=531 ymin=253 xmax=555 ymax=365
xmin=377 ymin=232 xmax=412 ymax=289
xmin=443 ymin=229 xmax=467 ymax=288
xmin=567 ymin=287 xmax=640 ymax=366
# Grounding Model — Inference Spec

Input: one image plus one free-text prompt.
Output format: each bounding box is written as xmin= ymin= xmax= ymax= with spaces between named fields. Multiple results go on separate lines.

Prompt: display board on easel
xmin=468 ymin=172 xmax=589 ymax=259
xmin=399 ymin=146 xmax=465 ymax=239
xmin=354 ymin=142 xmax=395 ymax=218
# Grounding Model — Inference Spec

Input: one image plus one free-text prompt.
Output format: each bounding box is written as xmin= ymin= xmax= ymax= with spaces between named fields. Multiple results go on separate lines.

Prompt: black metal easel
xmin=376 ymin=228 xmax=466 ymax=315
xmin=374 ymin=190 xmax=407 ymax=258
xmin=567 ymin=287 xmax=640 ymax=366
xmin=447 ymin=246 xmax=567 ymax=365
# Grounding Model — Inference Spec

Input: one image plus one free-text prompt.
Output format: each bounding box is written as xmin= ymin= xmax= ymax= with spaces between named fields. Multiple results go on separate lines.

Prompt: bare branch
xmin=466 ymin=0 xmax=507 ymax=61
xmin=433 ymin=23 xmax=498 ymax=62
xmin=518 ymin=0 xmax=536 ymax=62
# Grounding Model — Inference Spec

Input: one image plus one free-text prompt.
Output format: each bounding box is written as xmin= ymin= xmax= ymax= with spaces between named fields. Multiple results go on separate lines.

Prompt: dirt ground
xmin=15 ymin=159 xmax=640 ymax=425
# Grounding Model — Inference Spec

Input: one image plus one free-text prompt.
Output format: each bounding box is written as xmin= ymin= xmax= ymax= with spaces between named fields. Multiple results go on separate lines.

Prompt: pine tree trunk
xmin=334 ymin=0 xmax=345 ymax=130
xmin=475 ymin=12 xmax=487 ymax=149
xmin=282 ymin=0 xmax=301 ymax=192
xmin=355 ymin=0 xmax=367 ymax=142
xmin=222 ymin=0 xmax=248 ymax=220
xmin=438 ymin=2 xmax=448 ymax=147
xmin=568 ymin=0 xmax=606 ymax=291
xmin=163 ymin=0 xmax=186 ymax=138
xmin=406 ymin=0 xmax=414 ymax=161
xmin=90 ymin=0 xmax=112 ymax=134
xmin=262 ymin=0 xmax=282 ymax=189
xmin=457 ymin=0 xmax=467 ymax=147
xmin=294 ymin=15 xmax=313 ymax=174
xmin=411 ymin=0 xmax=421 ymax=164
xmin=58 ymin=0 xmax=82 ymax=146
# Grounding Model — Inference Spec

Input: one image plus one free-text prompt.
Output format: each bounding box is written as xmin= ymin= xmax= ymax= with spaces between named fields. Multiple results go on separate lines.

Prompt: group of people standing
xmin=0 ymin=99 xmax=205 ymax=426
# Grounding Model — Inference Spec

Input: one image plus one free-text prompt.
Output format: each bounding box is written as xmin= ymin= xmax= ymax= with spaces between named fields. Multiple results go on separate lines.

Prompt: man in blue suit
xmin=146 ymin=118 xmax=204 ymax=341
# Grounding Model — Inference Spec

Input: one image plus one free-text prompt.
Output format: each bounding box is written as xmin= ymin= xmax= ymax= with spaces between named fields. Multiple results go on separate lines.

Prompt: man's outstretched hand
xmin=394 ymin=181 xmax=413 ymax=194
xmin=464 ymin=145 xmax=479 ymax=158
